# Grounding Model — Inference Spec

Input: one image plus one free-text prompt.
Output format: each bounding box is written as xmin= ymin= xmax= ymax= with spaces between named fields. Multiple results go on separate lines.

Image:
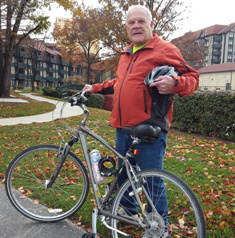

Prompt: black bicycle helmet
xmin=144 ymin=65 xmax=178 ymax=86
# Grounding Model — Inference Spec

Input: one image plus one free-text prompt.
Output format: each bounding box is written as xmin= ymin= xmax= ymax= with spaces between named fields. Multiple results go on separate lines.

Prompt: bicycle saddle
xmin=122 ymin=124 xmax=161 ymax=141
xmin=144 ymin=65 xmax=178 ymax=85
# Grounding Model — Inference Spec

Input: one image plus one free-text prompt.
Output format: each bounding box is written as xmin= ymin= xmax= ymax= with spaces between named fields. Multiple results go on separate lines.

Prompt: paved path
xmin=0 ymin=185 xmax=86 ymax=238
xmin=0 ymin=94 xmax=83 ymax=126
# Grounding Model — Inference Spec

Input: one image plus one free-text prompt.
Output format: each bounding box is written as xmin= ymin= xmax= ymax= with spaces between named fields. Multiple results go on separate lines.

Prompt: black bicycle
xmin=5 ymin=91 xmax=206 ymax=237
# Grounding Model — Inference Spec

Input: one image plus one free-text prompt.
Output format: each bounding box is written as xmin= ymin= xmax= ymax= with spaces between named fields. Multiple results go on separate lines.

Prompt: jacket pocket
xmin=144 ymin=90 xmax=148 ymax=114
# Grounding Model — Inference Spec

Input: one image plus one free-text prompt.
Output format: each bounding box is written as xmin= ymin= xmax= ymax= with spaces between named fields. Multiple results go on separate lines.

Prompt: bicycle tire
xmin=111 ymin=169 xmax=206 ymax=238
xmin=5 ymin=144 xmax=89 ymax=222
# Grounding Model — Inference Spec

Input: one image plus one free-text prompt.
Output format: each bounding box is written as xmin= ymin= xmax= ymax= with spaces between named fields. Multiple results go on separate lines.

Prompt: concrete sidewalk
xmin=0 ymin=185 xmax=86 ymax=238
xmin=0 ymin=93 xmax=83 ymax=126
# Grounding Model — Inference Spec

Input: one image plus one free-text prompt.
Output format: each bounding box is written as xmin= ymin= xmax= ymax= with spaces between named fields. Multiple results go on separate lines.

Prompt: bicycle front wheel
xmin=111 ymin=169 xmax=206 ymax=238
xmin=5 ymin=144 xmax=89 ymax=222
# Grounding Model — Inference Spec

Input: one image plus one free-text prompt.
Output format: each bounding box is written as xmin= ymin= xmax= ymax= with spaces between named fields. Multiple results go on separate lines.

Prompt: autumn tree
xmin=98 ymin=0 xmax=191 ymax=81
xmin=96 ymin=0 xmax=190 ymax=70
xmin=53 ymin=5 xmax=104 ymax=84
xmin=0 ymin=0 xmax=78 ymax=97
xmin=171 ymin=32 xmax=205 ymax=70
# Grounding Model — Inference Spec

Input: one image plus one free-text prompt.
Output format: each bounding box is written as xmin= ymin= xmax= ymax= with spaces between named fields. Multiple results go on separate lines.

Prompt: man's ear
xmin=150 ymin=21 xmax=154 ymax=30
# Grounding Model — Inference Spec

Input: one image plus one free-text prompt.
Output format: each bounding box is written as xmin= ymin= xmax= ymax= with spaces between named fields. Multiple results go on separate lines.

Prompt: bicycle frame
xmin=46 ymin=93 xmax=156 ymax=235
xmin=78 ymin=125 xmax=148 ymax=227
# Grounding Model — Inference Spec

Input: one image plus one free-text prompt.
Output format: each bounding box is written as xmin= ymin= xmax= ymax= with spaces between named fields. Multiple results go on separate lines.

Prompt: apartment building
xmin=8 ymin=40 xmax=82 ymax=90
xmin=192 ymin=22 xmax=235 ymax=66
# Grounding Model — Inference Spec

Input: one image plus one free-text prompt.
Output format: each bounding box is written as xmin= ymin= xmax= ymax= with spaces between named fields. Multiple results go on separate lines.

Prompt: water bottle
xmin=90 ymin=149 xmax=105 ymax=183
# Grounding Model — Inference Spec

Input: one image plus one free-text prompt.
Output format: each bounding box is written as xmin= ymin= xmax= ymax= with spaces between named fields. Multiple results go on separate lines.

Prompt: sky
xmin=47 ymin=0 xmax=235 ymax=40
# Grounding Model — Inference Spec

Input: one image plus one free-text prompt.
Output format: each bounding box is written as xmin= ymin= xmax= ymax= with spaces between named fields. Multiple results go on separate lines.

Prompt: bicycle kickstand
xmin=92 ymin=208 xmax=98 ymax=236
xmin=81 ymin=209 xmax=98 ymax=238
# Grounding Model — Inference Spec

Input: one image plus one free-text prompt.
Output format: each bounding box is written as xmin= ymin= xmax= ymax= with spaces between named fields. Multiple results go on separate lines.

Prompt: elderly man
xmin=83 ymin=4 xmax=199 ymax=237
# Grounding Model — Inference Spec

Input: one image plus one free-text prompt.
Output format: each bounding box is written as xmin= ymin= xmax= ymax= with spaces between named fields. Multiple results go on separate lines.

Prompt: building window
xmin=229 ymin=32 xmax=234 ymax=37
xmin=226 ymin=83 xmax=231 ymax=90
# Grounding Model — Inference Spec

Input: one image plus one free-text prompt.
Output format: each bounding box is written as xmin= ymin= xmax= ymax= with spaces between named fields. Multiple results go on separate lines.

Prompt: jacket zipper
xmin=144 ymin=90 xmax=148 ymax=114
xmin=118 ymin=55 xmax=133 ymax=128
xmin=129 ymin=54 xmax=139 ymax=73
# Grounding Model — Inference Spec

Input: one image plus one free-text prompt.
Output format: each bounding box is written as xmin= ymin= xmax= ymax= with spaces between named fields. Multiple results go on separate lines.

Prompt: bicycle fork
xmin=45 ymin=137 xmax=78 ymax=189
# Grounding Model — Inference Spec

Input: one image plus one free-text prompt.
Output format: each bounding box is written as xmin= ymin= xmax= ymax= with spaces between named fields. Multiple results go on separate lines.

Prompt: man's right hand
xmin=83 ymin=84 xmax=94 ymax=94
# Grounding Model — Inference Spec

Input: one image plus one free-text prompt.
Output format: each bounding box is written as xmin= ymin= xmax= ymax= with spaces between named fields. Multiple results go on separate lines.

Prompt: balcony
xmin=18 ymin=73 xmax=28 ymax=79
xmin=18 ymin=62 xmax=26 ymax=68
xmin=46 ymin=58 xmax=56 ymax=63
xmin=51 ymin=58 xmax=56 ymax=64
xmin=36 ymin=66 xmax=43 ymax=70
xmin=47 ymin=77 xmax=53 ymax=81
xmin=213 ymin=50 xmax=221 ymax=56
xmin=214 ymin=43 xmax=222 ymax=49
xmin=37 ymin=55 xmax=44 ymax=61
xmin=214 ymin=35 xmax=222 ymax=42
xmin=36 ymin=75 xmax=43 ymax=81
xmin=49 ymin=68 xmax=56 ymax=73
xmin=212 ymin=58 xmax=221 ymax=64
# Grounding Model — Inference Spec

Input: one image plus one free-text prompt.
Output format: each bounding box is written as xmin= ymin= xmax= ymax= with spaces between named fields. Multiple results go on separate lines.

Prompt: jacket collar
xmin=122 ymin=34 xmax=160 ymax=54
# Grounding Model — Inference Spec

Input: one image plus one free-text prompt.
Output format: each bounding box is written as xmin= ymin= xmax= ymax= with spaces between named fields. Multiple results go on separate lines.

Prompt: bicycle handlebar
xmin=67 ymin=91 xmax=90 ymax=125
xmin=68 ymin=91 xmax=89 ymax=107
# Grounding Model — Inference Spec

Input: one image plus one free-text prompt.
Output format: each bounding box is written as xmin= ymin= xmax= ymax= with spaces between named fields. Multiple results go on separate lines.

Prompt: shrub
xmin=172 ymin=91 xmax=235 ymax=141
xmin=67 ymin=89 xmax=80 ymax=96
xmin=87 ymin=94 xmax=104 ymax=109
xmin=42 ymin=87 xmax=61 ymax=98
xmin=103 ymin=94 xmax=114 ymax=111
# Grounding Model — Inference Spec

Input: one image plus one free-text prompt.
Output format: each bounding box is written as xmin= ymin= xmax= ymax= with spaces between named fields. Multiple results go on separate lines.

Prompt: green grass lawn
xmin=0 ymin=104 xmax=234 ymax=237
xmin=0 ymin=91 xmax=55 ymax=118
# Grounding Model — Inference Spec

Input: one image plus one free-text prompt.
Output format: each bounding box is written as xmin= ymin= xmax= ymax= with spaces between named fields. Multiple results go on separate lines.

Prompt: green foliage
xmin=42 ymin=87 xmax=61 ymax=98
xmin=87 ymin=94 xmax=104 ymax=109
xmin=172 ymin=91 xmax=235 ymax=141
xmin=67 ymin=89 xmax=80 ymax=96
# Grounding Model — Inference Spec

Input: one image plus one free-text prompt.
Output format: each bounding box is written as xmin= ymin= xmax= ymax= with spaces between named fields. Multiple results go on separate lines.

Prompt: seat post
xmin=125 ymin=137 xmax=141 ymax=159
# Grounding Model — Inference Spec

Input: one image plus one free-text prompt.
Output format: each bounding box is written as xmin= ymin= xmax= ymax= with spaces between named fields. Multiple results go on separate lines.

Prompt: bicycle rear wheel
xmin=111 ymin=169 xmax=206 ymax=238
xmin=5 ymin=144 xmax=89 ymax=222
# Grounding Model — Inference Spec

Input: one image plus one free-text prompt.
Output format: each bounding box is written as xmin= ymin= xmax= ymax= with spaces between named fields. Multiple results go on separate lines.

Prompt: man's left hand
xmin=149 ymin=76 xmax=175 ymax=94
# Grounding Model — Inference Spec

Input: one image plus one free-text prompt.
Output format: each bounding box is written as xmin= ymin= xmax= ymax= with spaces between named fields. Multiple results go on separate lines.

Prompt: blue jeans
xmin=116 ymin=128 xmax=168 ymax=223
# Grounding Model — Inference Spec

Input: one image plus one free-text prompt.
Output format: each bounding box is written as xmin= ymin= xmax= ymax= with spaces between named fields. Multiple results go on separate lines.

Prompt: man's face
xmin=126 ymin=8 xmax=154 ymax=46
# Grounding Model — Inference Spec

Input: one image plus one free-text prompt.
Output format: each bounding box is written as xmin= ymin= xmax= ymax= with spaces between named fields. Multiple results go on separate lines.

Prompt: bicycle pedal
xmin=82 ymin=233 xmax=96 ymax=238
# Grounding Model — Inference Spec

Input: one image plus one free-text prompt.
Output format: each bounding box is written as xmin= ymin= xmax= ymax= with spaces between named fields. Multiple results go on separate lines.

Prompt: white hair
xmin=126 ymin=5 xmax=152 ymax=22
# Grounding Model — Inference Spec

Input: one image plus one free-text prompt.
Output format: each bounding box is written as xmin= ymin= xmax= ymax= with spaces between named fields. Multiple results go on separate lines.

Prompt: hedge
xmin=172 ymin=91 xmax=235 ymax=141
xmin=87 ymin=94 xmax=105 ymax=109
xmin=42 ymin=87 xmax=61 ymax=98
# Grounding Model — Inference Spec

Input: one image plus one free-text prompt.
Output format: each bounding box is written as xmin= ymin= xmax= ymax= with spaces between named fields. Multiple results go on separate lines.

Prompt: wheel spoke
xmin=6 ymin=145 xmax=89 ymax=222
xmin=110 ymin=170 xmax=206 ymax=238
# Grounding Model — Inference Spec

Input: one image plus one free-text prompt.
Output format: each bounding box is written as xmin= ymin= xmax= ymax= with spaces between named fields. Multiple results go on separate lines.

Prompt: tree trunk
xmin=32 ymin=76 xmax=35 ymax=92
xmin=87 ymin=65 xmax=90 ymax=84
xmin=0 ymin=53 xmax=12 ymax=97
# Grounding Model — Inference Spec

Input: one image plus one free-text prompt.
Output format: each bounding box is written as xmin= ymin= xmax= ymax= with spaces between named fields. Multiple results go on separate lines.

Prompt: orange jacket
xmin=93 ymin=34 xmax=199 ymax=131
